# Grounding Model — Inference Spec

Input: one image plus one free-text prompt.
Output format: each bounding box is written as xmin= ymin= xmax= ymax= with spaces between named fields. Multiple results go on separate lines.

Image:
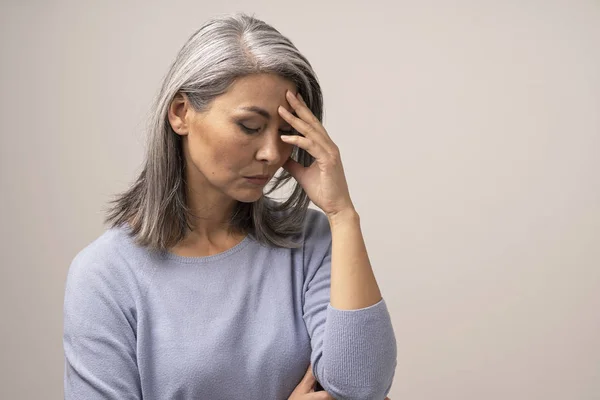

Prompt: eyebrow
xmin=237 ymin=106 xmax=297 ymax=120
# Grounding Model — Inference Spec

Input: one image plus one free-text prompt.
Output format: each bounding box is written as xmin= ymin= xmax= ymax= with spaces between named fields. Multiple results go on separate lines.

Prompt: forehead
xmin=217 ymin=73 xmax=297 ymax=106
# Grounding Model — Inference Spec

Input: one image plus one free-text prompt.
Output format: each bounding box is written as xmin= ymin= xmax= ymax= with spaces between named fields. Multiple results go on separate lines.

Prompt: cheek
xmin=196 ymin=136 xmax=252 ymax=176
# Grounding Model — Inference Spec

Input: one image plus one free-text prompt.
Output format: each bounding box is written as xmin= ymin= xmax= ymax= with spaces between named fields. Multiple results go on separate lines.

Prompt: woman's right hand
xmin=288 ymin=364 xmax=392 ymax=400
xmin=288 ymin=364 xmax=334 ymax=400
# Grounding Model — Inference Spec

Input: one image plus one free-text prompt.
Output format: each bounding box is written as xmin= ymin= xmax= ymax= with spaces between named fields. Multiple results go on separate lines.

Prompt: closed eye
xmin=238 ymin=123 xmax=298 ymax=135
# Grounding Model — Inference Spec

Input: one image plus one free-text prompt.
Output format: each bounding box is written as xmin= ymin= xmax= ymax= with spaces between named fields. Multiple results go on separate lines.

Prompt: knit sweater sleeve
xmin=63 ymin=243 xmax=143 ymax=400
xmin=301 ymin=209 xmax=397 ymax=400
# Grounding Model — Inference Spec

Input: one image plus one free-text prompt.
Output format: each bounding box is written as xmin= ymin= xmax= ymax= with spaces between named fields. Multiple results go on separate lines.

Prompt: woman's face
xmin=168 ymin=73 xmax=298 ymax=204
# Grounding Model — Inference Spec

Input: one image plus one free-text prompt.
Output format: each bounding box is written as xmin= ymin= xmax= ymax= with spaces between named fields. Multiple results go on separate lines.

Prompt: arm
xmin=63 ymin=252 xmax=142 ymax=399
xmin=302 ymin=210 xmax=397 ymax=400
xmin=328 ymin=208 xmax=382 ymax=310
xmin=279 ymin=89 xmax=396 ymax=399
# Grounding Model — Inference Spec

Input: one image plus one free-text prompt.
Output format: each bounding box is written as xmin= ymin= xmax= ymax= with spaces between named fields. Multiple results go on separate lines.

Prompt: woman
xmin=63 ymin=12 xmax=396 ymax=400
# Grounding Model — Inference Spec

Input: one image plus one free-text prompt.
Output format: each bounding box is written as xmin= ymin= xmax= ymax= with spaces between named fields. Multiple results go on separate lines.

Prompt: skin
xmin=168 ymin=72 xmax=389 ymax=399
xmin=167 ymin=73 xmax=298 ymax=255
xmin=276 ymin=83 xmax=389 ymax=399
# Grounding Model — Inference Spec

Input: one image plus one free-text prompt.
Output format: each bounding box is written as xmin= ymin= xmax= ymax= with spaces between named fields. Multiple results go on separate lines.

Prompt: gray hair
xmin=103 ymin=12 xmax=323 ymax=252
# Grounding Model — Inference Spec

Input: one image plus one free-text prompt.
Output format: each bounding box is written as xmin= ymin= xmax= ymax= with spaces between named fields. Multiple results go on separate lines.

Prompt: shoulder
xmin=65 ymin=226 xmax=153 ymax=299
xmin=63 ymin=227 xmax=148 ymax=340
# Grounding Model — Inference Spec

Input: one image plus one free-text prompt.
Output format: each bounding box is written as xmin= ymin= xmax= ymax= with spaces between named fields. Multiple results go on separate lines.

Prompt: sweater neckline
xmin=115 ymin=224 xmax=254 ymax=265
xmin=159 ymin=234 xmax=253 ymax=264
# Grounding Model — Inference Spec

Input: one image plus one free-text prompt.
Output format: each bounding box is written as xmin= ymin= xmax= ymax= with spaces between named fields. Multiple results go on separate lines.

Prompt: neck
xmin=180 ymin=147 xmax=246 ymax=242
xmin=185 ymin=193 xmax=239 ymax=238
xmin=170 ymin=195 xmax=246 ymax=257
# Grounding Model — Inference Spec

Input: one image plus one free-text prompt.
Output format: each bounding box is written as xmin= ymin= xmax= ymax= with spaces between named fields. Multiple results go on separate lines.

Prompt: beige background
xmin=1 ymin=0 xmax=599 ymax=398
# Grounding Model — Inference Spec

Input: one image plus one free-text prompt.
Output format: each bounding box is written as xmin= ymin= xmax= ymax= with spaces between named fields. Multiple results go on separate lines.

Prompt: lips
xmin=244 ymin=175 xmax=270 ymax=185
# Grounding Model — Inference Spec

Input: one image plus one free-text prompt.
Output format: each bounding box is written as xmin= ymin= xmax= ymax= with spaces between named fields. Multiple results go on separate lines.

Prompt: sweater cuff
xmin=327 ymin=297 xmax=386 ymax=313
xmin=323 ymin=297 xmax=396 ymax=389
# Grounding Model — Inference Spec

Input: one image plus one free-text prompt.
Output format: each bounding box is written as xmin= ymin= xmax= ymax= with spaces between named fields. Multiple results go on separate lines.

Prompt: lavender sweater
xmin=63 ymin=208 xmax=397 ymax=399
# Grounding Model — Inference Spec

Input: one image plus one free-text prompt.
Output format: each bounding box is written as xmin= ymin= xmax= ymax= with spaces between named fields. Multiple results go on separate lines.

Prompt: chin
xmin=233 ymin=191 xmax=264 ymax=204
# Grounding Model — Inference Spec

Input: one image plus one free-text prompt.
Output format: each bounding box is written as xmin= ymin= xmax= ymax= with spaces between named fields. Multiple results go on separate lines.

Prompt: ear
xmin=167 ymin=92 xmax=191 ymax=136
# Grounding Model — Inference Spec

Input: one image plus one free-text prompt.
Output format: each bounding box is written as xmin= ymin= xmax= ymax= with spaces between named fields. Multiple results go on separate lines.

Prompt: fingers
xmin=304 ymin=392 xmax=335 ymax=400
xmin=299 ymin=365 xmax=334 ymax=399
xmin=280 ymin=134 xmax=327 ymax=162
xmin=294 ymin=92 xmax=331 ymax=140
xmin=299 ymin=364 xmax=317 ymax=392
xmin=285 ymin=90 xmax=320 ymax=127
xmin=279 ymin=90 xmax=331 ymax=146
xmin=278 ymin=105 xmax=316 ymax=142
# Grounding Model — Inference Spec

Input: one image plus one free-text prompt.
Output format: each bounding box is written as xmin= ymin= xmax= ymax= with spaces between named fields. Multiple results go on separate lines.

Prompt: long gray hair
xmin=104 ymin=12 xmax=323 ymax=252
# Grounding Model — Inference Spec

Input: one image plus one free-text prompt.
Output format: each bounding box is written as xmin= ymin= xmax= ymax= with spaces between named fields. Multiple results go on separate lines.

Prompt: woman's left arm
xmin=279 ymin=89 xmax=383 ymax=310
xmin=279 ymin=89 xmax=396 ymax=399
xmin=327 ymin=207 xmax=382 ymax=310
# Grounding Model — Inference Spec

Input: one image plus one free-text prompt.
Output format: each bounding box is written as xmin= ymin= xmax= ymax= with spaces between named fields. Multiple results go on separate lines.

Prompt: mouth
xmin=244 ymin=175 xmax=270 ymax=185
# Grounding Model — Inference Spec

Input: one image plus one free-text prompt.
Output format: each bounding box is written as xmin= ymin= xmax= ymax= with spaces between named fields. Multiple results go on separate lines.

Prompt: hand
xmin=288 ymin=364 xmax=334 ymax=400
xmin=288 ymin=364 xmax=392 ymax=400
xmin=278 ymin=90 xmax=354 ymax=217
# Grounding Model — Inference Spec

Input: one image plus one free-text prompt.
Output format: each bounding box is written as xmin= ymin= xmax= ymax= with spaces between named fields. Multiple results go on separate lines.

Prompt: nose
xmin=255 ymin=129 xmax=291 ymax=166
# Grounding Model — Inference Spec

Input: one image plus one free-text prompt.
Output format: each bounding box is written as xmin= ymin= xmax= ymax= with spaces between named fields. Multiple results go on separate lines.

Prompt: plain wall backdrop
xmin=1 ymin=0 xmax=599 ymax=398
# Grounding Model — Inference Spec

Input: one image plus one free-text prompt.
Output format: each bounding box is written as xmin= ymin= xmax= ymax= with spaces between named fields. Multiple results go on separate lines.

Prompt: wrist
xmin=327 ymin=207 xmax=359 ymax=227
